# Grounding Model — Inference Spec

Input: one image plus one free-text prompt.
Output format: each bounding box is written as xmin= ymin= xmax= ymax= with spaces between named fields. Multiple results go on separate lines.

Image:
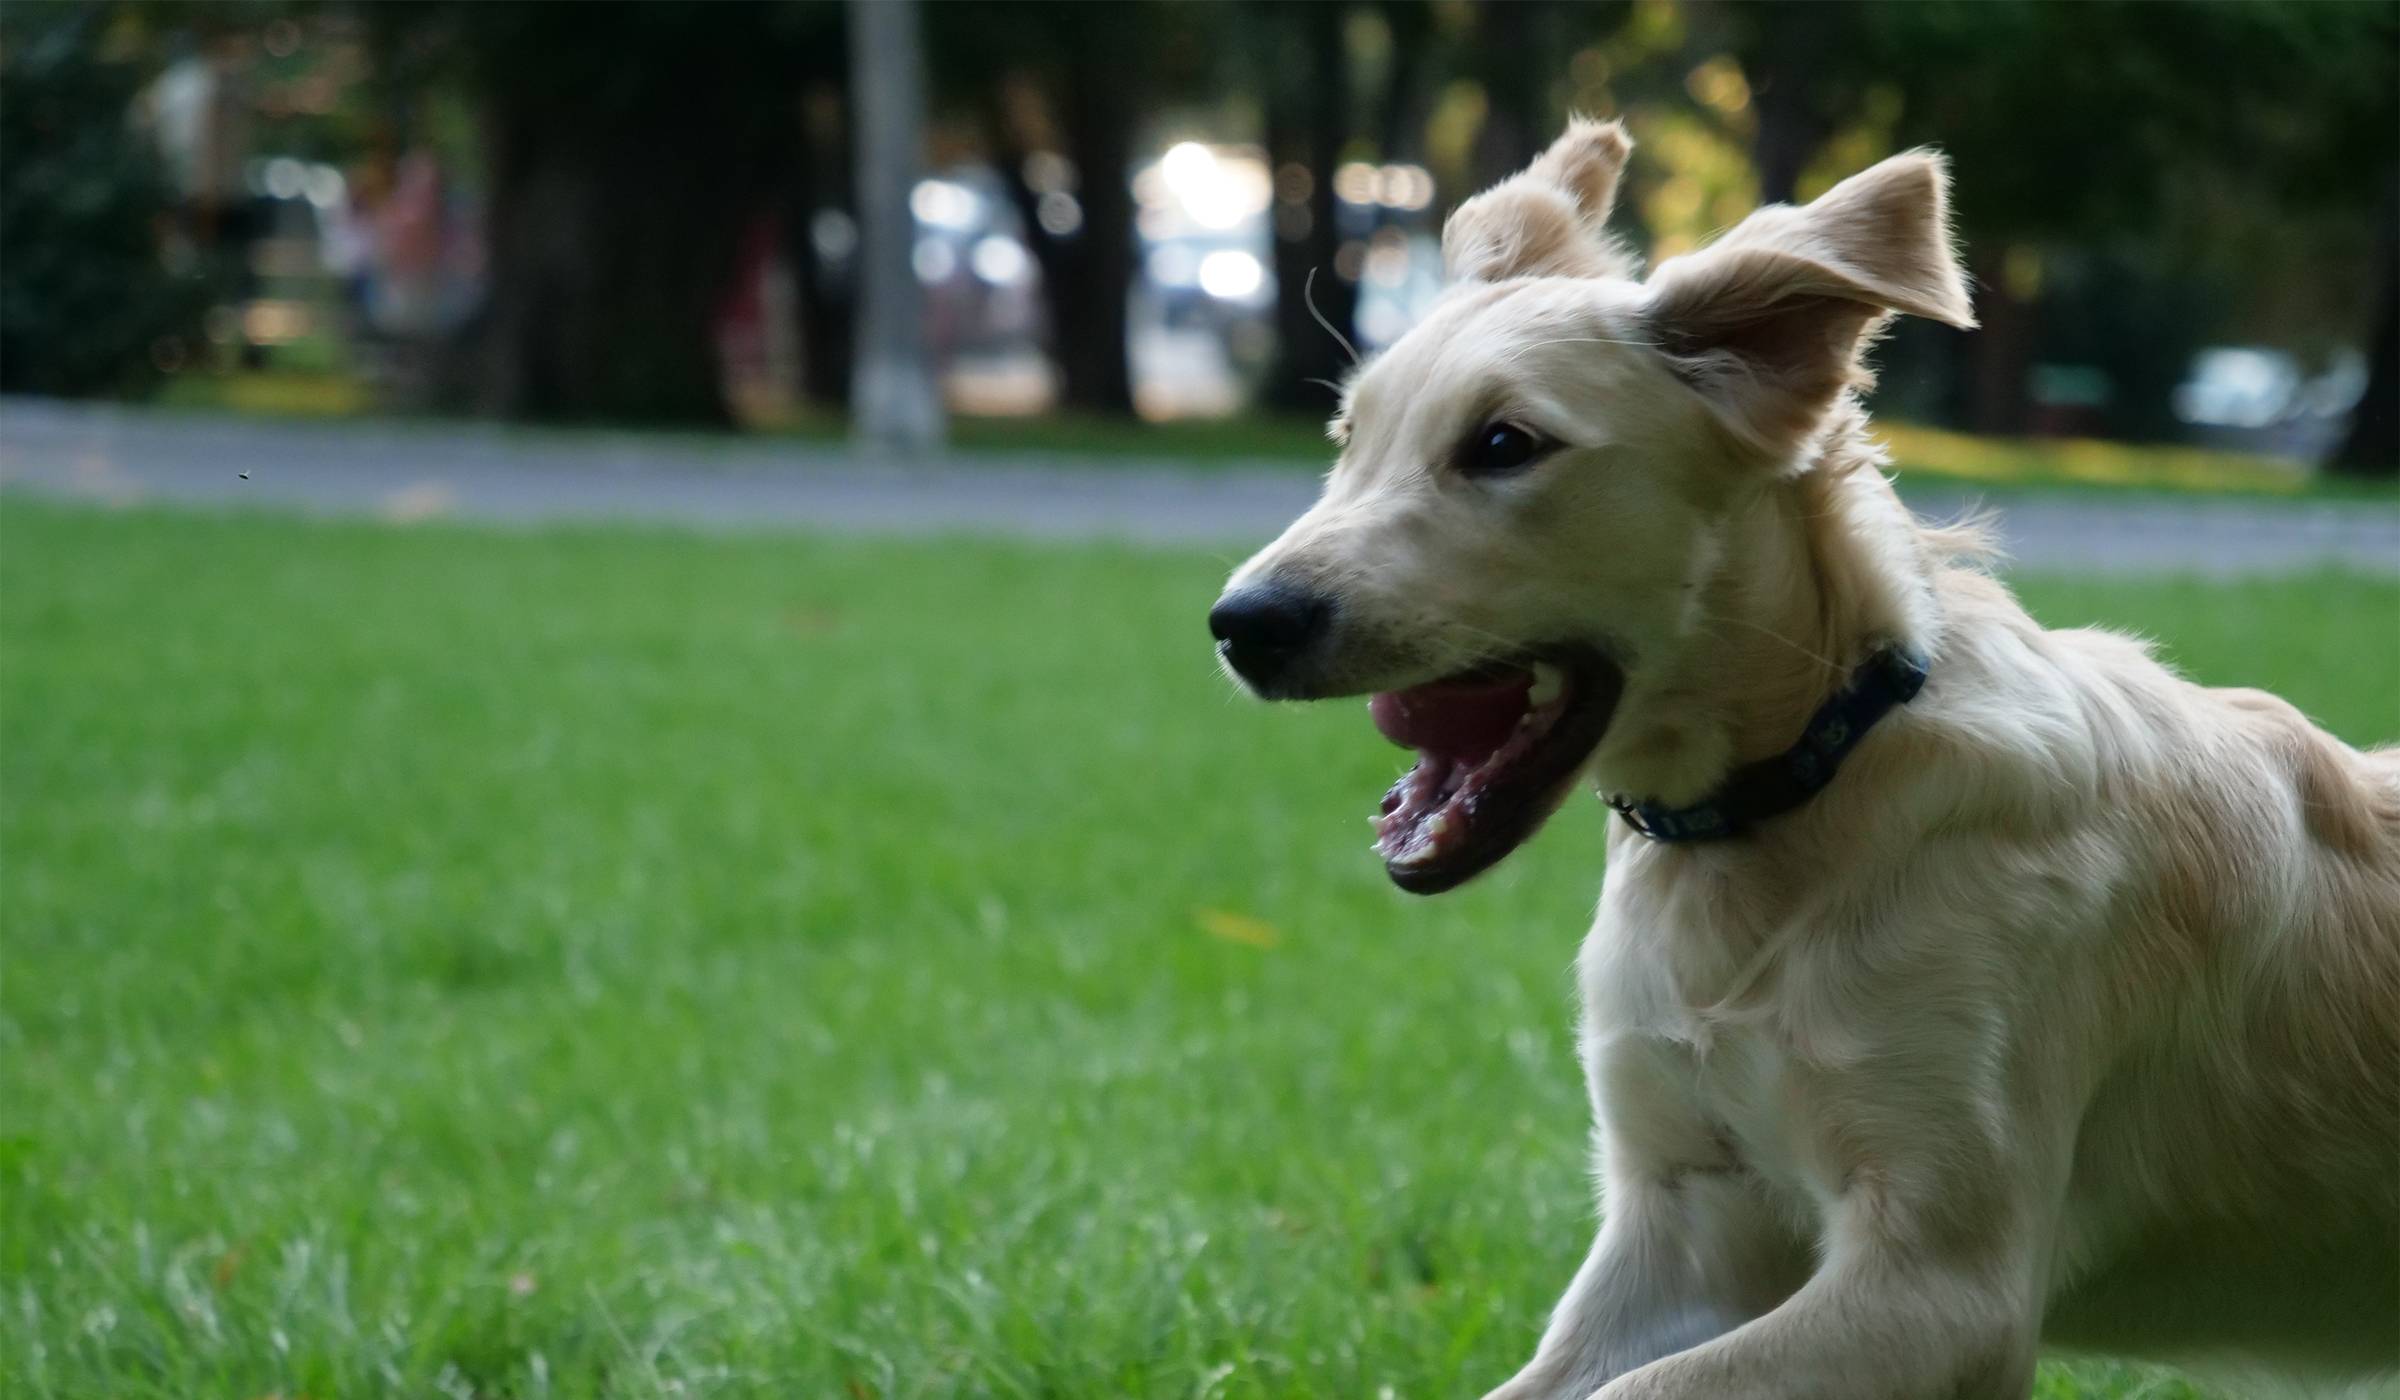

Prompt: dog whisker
xmin=1691 ymin=609 xmax=1845 ymax=672
xmin=1305 ymin=266 xmax=1361 ymax=367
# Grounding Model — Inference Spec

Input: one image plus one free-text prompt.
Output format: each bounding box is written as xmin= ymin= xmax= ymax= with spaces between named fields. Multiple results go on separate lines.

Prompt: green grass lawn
xmin=3 ymin=499 xmax=2393 ymax=1399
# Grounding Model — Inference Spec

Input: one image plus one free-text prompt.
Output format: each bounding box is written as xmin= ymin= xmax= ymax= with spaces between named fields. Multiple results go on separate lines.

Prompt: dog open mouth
xmin=1371 ymin=648 xmax=1625 ymax=895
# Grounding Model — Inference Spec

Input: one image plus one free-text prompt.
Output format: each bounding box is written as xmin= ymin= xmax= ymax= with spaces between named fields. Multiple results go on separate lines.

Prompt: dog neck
xmin=1592 ymin=400 xmax=1943 ymax=810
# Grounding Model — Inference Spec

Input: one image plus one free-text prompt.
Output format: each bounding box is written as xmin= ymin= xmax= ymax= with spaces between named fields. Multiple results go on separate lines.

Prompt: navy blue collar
xmin=1607 ymin=644 xmax=1929 ymax=843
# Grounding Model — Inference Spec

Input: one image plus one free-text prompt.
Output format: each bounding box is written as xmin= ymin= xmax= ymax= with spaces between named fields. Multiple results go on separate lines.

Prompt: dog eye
xmin=1459 ymin=421 xmax=1546 ymax=477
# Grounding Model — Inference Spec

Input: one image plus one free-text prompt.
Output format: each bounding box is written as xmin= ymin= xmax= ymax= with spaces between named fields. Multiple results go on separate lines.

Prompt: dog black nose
xmin=1209 ymin=583 xmax=1331 ymax=688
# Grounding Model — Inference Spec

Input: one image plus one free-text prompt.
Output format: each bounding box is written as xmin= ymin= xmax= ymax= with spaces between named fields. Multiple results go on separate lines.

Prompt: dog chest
xmin=1582 ymin=970 xmax=1846 ymax=1222
xmin=1580 ymin=869 xmax=1915 ymax=1224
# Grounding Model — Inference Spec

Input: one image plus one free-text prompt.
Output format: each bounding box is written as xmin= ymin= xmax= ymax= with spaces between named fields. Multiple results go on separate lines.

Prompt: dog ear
xmin=1443 ymin=117 xmax=1638 ymax=282
xmin=1644 ymin=151 xmax=1976 ymax=460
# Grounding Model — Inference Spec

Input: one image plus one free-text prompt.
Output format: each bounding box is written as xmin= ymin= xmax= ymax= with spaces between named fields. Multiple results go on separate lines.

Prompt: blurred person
xmin=371 ymin=147 xmax=447 ymax=342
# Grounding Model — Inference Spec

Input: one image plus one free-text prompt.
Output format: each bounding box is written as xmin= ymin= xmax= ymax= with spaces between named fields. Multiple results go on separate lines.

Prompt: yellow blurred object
xmin=1195 ymin=907 xmax=1281 ymax=949
xmin=1684 ymin=56 xmax=1751 ymax=117
xmin=2003 ymin=246 xmax=2045 ymax=302
xmin=1876 ymin=422 xmax=2312 ymax=494
xmin=162 ymin=370 xmax=372 ymax=418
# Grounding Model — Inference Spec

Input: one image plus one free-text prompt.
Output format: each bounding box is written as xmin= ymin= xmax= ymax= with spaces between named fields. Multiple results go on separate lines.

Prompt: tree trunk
xmin=2332 ymin=294 xmax=2398 ymax=478
xmin=2330 ymin=187 xmax=2398 ymax=478
xmin=983 ymin=26 xmax=1138 ymax=416
xmin=1751 ymin=93 xmax=1821 ymax=207
xmin=368 ymin=2 xmax=814 ymax=425
xmin=1262 ymin=0 xmax=1357 ymax=413
xmin=1053 ymin=98 xmax=1136 ymax=412
xmin=1471 ymin=1 xmax=1544 ymax=188
xmin=789 ymin=78 xmax=856 ymax=410
xmin=1961 ymin=245 xmax=2034 ymax=436
xmin=1743 ymin=4 xmax=1838 ymax=205
xmin=472 ymin=84 xmax=751 ymax=424
xmin=1049 ymin=29 xmax=1138 ymax=415
xmin=847 ymin=0 xmax=945 ymax=448
xmin=1376 ymin=2 xmax=1439 ymax=164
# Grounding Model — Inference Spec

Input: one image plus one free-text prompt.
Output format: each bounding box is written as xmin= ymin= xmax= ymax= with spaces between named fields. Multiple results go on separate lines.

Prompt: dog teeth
xmin=1527 ymin=663 xmax=1564 ymax=708
xmin=1382 ymin=814 xmax=1454 ymax=867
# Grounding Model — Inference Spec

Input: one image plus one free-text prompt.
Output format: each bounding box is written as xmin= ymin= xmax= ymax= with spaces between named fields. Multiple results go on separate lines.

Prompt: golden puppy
xmin=1211 ymin=120 xmax=2398 ymax=1398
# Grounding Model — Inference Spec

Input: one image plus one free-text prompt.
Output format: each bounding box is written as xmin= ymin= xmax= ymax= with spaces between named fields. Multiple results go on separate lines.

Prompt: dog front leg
xmin=1591 ymin=1177 xmax=2056 ymax=1400
xmin=1482 ymin=1169 xmax=1806 ymax=1400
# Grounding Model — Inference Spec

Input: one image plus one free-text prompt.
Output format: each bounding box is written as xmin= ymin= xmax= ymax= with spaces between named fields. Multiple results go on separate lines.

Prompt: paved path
xmin=4 ymin=397 xmax=2394 ymax=575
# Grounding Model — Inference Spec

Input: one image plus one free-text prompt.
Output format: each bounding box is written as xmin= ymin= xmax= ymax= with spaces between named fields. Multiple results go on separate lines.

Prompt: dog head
xmin=1210 ymin=119 xmax=1974 ymax=894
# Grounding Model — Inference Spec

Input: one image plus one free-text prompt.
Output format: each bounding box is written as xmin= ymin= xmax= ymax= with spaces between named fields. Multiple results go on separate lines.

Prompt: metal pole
xmin=846 ymin=0 xmax=945 ymax=451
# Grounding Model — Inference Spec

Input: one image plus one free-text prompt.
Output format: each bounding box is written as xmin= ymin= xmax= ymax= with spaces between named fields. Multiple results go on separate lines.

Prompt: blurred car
xmin=2174 ymin=345 xmax=2368 ymax=459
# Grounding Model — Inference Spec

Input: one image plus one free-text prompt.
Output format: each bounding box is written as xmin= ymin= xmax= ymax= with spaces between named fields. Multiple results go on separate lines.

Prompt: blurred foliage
xmin=0 ymin=2 xmax=220 ymax=397
xmin=1668 ymin=0 xmax=2398 ymax=462
xmin=6 ymin=0 xmax=2391 ymax=467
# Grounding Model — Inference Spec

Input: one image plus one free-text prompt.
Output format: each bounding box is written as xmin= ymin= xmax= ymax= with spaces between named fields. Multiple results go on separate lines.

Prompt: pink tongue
xmin=1370 ymin=670 xmax=1533 ymax=762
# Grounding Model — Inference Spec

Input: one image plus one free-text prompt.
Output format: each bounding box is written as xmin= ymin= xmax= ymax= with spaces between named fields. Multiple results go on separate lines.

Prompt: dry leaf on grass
xmin=1195 ymin=907 xmax=1280 ymax=948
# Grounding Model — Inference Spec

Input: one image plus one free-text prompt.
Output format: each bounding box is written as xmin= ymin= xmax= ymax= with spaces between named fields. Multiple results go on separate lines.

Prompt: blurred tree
xmin=936 ymin=1 xmax=1170 ymax=417
xmin=1256 ymin=0 xmax=1516 ymax=413
xmin=1733 ymin=6 xmax=1852 ymax=205
xmin=788 ymin=70 xmax=856 ymax=410
xmin=1466 ymin=1 xmax=1573 ymax=189
xmin=1913 ymin=0 xmax=2394 ymax=460
xmin=1702 ymin=0 xmax=2397 ymax=459
xmin=2335 ymin=182 xmax=2397 ymax=476
xmin=1255 ymin=0 xmax=1361 ymax=414
xmin=366 ymin=1 xmax=836 ymax=425
xmin=0 ymin=2 xmax=219 ymax=397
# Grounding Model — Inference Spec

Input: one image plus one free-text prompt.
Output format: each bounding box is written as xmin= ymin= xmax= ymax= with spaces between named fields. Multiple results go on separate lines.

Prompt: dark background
xmin=4 ymin=0 xmax=2394 ymax=476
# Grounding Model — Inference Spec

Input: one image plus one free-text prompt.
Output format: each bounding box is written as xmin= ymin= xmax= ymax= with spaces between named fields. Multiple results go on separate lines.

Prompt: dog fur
xmin=1220 ymin=120 xmax=2400 ymax=1397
